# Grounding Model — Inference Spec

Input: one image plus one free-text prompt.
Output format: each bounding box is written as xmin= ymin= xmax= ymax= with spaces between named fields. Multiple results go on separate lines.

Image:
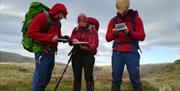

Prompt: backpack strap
xmin=42 ymin=10 xmax=51 ymax=33
xmin=75 ymin=27 xmax=79 ymax=31
xmin=130 ymin=16 xmax=135 ymax=31
xmin=113 ymin=16 xmax=125 ymax=26
xmin=88 ymin=25 xmax=93 ymax=35
xmin=114 ymin=16 xmax=118 ymax=25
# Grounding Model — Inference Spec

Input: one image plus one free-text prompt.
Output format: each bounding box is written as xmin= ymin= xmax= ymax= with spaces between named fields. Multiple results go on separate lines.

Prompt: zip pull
xmin=38 ymin=55 xmax=42 ymax=63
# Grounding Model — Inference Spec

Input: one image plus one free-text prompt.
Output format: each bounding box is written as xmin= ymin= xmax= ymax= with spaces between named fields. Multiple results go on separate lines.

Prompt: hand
xmin=52 ymin=35 xmax=59 ymax=42
xmin=63 ymin=35 xmax=69 ymax=40
xmin=79 ymin=45 xmax=89 ymax=50
xmin=72 ymin=39 xmax=79 ymax=43
xmin=125 ymin=28 xmax=130 ymax=34
xmin=122 ymin=24 xmax=129 ymax=34
xmin=113 ymin=29 xmax=119 ymax=38
xmin=62 ymin=35 xmax=69 ymax=43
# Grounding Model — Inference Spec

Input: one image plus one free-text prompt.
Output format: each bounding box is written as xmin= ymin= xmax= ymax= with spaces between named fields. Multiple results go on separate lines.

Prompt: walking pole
xmin=54 ymin=48 xmax=74 ymax=91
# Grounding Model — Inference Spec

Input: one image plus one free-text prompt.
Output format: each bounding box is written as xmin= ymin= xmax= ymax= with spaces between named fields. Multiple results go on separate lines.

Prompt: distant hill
xmin=91 ymin=59 xmax=180 ymax=80
xmin=0 ymin=51 xmax=34 ymax=63
xmin=0 ymin=51 xmax=65 ymax=66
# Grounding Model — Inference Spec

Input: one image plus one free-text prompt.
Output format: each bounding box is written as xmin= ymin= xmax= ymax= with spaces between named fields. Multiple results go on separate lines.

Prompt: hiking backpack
xmin=21 ymin=2 xmax=51 ymax=53
xmin=113 ymin=13 xmax=142 ymax=53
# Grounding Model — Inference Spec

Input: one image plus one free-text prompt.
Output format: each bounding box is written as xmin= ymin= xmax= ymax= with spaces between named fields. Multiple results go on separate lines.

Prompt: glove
xmin=63 ymin=35 xmax=69 ymax=40
xmin=62 ymin=35 xmax=69 ymax=43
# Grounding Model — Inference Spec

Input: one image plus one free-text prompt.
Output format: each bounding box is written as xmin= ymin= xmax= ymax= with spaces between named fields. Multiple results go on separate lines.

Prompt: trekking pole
xmin=54 ymin=48 xmax=74 ymax=91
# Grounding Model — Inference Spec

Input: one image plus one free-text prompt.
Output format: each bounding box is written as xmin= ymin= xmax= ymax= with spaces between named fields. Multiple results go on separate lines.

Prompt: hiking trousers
xmin=32 ymin=52 xmax=55 ymax=91
xmin=111 ymin=50 xmax=142 ymax=91
xmin=72 ymin=53 xmax=95 ymax=91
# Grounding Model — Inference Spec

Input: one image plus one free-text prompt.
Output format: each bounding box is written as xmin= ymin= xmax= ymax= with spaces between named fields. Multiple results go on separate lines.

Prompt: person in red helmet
xmin=69 ymin=13 xmax=99 ymax=91
xmin=27 ymin=3 xmax=69 ymax=91
xmin=106 ymin=0 xmax=145 ymax=91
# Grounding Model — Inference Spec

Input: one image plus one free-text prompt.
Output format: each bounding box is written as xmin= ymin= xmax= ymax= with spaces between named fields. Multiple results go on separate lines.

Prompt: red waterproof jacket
xmin=27 ymin=4 xmax=67 ymax=54
xmin=69 ymin=26 xmax=99 ymax=53
xmin=106 ymin=10 xmax=145 ymax=52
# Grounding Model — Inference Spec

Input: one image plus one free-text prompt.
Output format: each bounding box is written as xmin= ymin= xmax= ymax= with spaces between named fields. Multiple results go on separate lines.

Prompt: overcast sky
xmin=0 ymin=0 xmax=180 ymax=65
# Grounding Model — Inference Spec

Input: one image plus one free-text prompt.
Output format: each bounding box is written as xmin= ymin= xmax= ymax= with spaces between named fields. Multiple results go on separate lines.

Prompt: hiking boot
xmin=111 ymin=82 xmax=120 ymax=91
xmin=133 ymin=88 xmax=143 ymax=91
xmin=73 ymin=81 xmax=81 ymax=91
xmin=133 ymin=84 xmax=143 ymax=91
xmin=86 ymin=81 xmax=94 ymax=91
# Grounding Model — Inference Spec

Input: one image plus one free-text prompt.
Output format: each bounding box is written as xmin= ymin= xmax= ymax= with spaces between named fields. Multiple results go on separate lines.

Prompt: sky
xmin=0 ymin=0 xmax=180 ymax=66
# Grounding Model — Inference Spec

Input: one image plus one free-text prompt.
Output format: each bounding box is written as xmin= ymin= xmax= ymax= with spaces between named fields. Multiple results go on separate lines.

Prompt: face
xmin=78 ymin=16 xmax=88 ymax=30
xmin=55 ymin=12 xmax=65 ymax=21
xmin=118 ymin=7 xmax=128 ymax=15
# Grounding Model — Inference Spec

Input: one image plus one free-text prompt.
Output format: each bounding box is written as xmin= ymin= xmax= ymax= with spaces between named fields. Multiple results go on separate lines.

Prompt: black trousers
xmin=72 ymin=53 xmax=95 ymax=91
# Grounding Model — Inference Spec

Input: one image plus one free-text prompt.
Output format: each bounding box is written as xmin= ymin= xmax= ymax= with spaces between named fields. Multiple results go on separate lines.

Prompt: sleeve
xmin=105 ymin=18 xmax=114 ymax=42
xmin=58 ymin=22 xmax=63 ymax=39
xmin=27 ymin=14 xmax=56 ymax=42
xmin=128 ymin=16 xmax=146 ymax=41
xmin=68 ymin=28 xmax=76 ymax=46
xmin=89 ymin=28 xmax=99 ymax=50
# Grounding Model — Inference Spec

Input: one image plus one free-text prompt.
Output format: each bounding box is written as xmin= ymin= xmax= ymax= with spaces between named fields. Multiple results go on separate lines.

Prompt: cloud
xmin=0 ymin=6 xmax=23 ymax=47
xmin=0 ymin=4 xmax=9 ymax=10
xmin=141 ymin=12 xmax=180 ymax=50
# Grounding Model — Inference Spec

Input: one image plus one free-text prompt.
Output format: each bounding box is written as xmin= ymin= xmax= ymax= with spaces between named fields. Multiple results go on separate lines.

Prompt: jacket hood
xmin=49 ymin=3 xmax=68 ymax=17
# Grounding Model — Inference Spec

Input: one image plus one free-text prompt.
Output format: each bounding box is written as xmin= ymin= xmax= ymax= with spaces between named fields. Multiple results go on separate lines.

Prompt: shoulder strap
xmin=130 ymin=16 xmax=136 ymax=31
xmin=42 ymin=10 xmax=51 ymax=33
xmin=75 ymin=27 xmax=79 ymax=32
xmin=113 ymin=16 xmax=125 ymax=25
xmin=88 ymin=25 xmax=93 ymax=35
xmin=113 ymin=16 xmax=118 ymax=25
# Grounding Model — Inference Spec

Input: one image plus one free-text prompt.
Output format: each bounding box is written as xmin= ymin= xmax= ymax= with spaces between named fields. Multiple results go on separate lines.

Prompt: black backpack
xmin=113 ymin=12 xmax=142 ymax=53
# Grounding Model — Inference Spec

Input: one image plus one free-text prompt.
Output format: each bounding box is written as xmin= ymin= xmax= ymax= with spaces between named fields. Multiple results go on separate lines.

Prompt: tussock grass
xmin=1 ymin=62 xmax=179 ymax=91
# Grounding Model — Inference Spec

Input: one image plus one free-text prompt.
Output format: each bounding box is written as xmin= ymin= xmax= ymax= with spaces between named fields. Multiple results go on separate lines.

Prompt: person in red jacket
xmin=106 ymin=0 xmax=145 ymax=91
xmin=27 ymin=3 xmax=68 ymax=91
xmin=69 ymin=13 xmax=99 ymax=91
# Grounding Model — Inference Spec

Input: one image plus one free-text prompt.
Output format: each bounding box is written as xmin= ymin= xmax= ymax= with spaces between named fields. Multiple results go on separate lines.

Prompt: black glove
xmin=63 ymin=35 xmax=69 ymax=40
xmin=62 ymin=35 xmax=69 ymax=43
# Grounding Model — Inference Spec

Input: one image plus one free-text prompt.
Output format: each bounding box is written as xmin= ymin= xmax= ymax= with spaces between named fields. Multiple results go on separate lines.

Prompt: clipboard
xmin=73 ymin=42 xmax=89 ymax=45
xmin=57 ymin=39 xmax=68 ymax=42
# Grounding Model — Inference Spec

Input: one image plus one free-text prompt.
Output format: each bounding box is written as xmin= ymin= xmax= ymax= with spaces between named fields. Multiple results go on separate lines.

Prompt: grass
xmin=1 ymin=62 xmax=179 ymax=91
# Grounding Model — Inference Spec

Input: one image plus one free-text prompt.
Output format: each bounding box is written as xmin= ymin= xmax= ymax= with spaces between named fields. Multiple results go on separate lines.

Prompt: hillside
xmin=0 ymin=51 xmax=33 ymax=63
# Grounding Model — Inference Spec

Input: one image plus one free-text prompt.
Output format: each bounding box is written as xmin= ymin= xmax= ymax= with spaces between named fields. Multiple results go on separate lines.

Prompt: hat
xmin=78 ymin=13 xmax=87 ymax=27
